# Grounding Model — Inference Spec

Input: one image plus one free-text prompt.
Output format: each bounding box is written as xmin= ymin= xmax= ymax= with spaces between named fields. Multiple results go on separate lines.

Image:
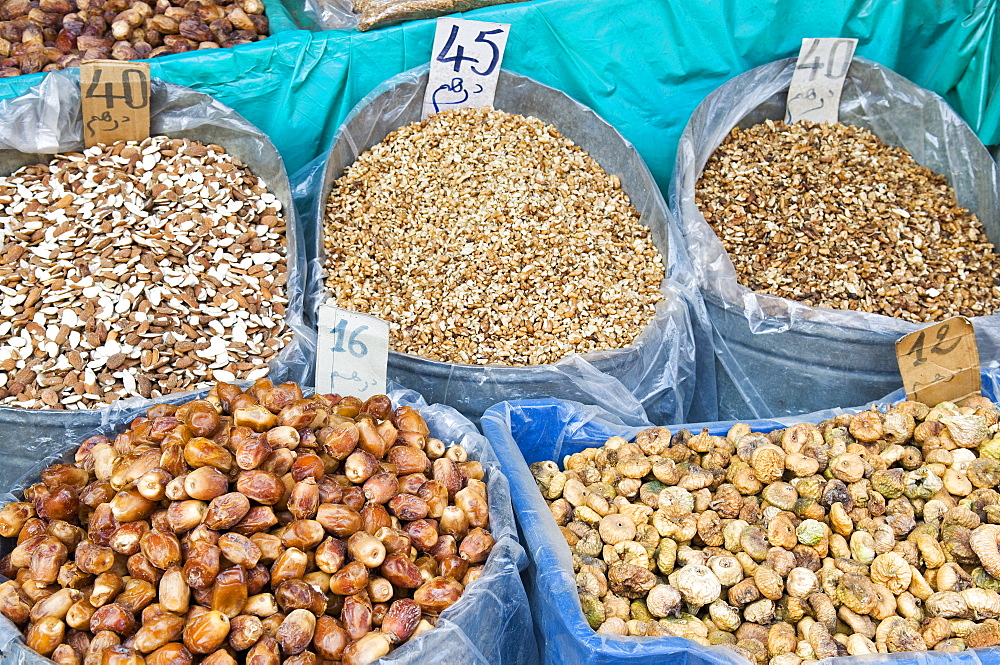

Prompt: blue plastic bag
xmin=0 ymin=387 xmax=537 ymax=665
xmin=480 ymin=372 xmax=1000 ymax=665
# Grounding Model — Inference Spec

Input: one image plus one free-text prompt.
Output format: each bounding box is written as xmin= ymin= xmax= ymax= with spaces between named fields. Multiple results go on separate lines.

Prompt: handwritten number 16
xmin=437 ymin=25 xmax=504 ymax=76
xmin=331 ymin=320 xmax=369 ymax=358
xmin=902 ymin=324 xmax=960 ymax=367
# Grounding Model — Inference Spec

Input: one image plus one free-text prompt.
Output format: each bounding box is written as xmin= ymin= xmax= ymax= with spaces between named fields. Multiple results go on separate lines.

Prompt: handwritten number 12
xmin=902 ymin=324 xmax=961 ymax=367
xmin=436 ymin=25 xmax=504 ymax=75
xmin=331 ymin=320 xmax=369 ymax=358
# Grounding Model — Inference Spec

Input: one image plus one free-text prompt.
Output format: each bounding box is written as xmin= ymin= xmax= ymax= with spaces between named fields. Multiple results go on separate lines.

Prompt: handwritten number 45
xmin=903 ymin=324 xmax=961 ymax=367
xmin=436 ymin=25 xmax=504 ymax=76
xmin=331 ymin=320 xmax=369 ymax=358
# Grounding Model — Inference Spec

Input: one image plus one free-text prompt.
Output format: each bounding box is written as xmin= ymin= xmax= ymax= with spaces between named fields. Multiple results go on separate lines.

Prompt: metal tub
xmin=313 ymin=66 xmax=703 ymax=424
xmin=672 ymin=58 xmax=1000 ymax=420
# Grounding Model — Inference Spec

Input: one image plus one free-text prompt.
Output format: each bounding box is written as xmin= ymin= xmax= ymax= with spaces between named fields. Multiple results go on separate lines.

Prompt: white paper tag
xmin=316 ymin=302 xmax=390 ymax=400
xmin=785 ymin=37 xmax=858 ymax=124
xmin=422 ymin=17 xmax=510 ymax=119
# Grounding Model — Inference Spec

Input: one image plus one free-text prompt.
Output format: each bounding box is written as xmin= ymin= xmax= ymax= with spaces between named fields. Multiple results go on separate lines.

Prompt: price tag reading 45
xmin=896 ymin=316 xmax=981 ymax=406
xmin=422 ymin=18 xmax=510 ymax=119
xmin=785 ymin=37 xmax=857 ymax=124
xmin=80 ymin=60 xmax=150 ymax=148
xmin=316 ymin=303 xmax=390 ymax=400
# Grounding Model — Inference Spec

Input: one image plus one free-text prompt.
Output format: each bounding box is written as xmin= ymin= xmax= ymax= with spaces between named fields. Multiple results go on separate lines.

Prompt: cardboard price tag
xmin=896 ymin=316 xmax=981 ymax=406
xmin=80 ymin=60 xmax=151 ymax=147
xmin=316 ymin=303 xmax=390 ymax=400
xmin=785 ymin=37 xmax=857 ymax=124
xmin=422 ymin=17 xmax=510 ymax=119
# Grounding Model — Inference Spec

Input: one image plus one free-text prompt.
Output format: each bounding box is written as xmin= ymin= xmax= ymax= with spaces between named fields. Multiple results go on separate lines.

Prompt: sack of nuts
xmin=296 ymin=66 xmax=708 ymax=426
xmin=482 ymin=375 xmax=1000 ymax=665
xmin=0 ymin=380 xmax=536 ymax=665
xmin=0 ymin=69 xmax=314 ymax=487
xmin=671 ymin=57 xmax=1000 ymax=421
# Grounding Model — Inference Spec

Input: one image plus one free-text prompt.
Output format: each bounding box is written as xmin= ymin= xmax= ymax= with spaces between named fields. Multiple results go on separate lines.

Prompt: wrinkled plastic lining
xmin=301 ymin=0 xmax=523 ymax=31
xmin=0 ymin=387 xmax=537 ymax=665
xmin=297 ymin=64 xmax=707 ymax=425
xmin=480 ymin=371 xmax=1000 ymax=665
xmin=260 ymin=0 xmax=300 ymax=32
xmin=670 ymin=57 xmax=1000 ymax=420
xmin=0 ymin=70 xmax=315 ymax=491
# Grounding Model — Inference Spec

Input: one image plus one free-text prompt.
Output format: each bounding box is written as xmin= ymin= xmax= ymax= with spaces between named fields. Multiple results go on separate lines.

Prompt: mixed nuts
xmin=695 ymin=120 xmax=1000 ymax=322
xmin=0 ymin=381 xmax=493 ymax=664
xmin=0 ymin=136 xmax=290 ymax=408
xmin=323 ymin=106 xmax=665 ymax=367
xmin=533 ymin=395 xmax=1000 ymax=663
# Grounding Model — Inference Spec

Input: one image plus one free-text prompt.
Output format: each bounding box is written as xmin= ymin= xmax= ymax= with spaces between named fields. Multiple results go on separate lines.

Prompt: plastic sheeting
xmin=0 ymin=387 xmax=537 ymax=665
xmin=0 ymin=0 xmax=995 ymax=188
xmin=294 ymin=64 xmax=703 ymax=425
xmin=479 ymin=372 xmax=1000 ymax=665
xmin=671 ymin=57 xmax=1000 ymax=421
xmin=0 ymin=70 xmax=314 ymax=489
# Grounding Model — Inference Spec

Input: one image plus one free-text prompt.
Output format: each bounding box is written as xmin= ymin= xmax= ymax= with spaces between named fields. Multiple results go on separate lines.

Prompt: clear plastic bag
xmin=302 ymin=0 xmax=522 ymax=31
xmin=670 ymin=57 xmax=1000 ymax=421
xmin=0 ymin=386 xmax=537 ymax=664
xmin=0 ymin=69 xmax=314 ymax=490
xmin=293 ymin=65 xmax=711 ymax=425
xmin=479 ymin=369 xmax=1000 ymax=665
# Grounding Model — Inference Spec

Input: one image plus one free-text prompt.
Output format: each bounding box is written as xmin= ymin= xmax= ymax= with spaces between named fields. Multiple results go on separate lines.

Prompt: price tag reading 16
xmin=422 ymin=18 xmax=510 ymax=119
xmin=80 ymin=60 xmax=151 ymax=147
xmin=316 ymin=303 xmax=390 ymax=401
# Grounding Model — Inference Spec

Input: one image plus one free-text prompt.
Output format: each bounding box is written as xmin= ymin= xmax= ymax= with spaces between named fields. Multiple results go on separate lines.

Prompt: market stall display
xmin=0 ymin=0 xmax=272 ymax=77
xmin=0 ymin=381 xmax=536 ymax=664
xmin=0 ymin=69 xmax=310 ymax=487
xmin=671 ymin=58 xmax=1000 ymax=421
xmin=0 ymin=0 xmax=998 ymax=661
xmin=308 ymin=66 xmax=703 ymax=425
xmin=481 ymin=375 xmax=1000 ymax=665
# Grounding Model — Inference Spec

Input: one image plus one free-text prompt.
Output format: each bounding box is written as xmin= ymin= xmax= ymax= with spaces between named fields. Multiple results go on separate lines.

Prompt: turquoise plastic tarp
xmin=0 ymin=0 xmax=995 ymax=184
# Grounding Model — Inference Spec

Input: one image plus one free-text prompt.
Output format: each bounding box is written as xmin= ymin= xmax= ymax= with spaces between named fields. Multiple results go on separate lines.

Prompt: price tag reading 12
xmin=80 ymin=60 xmax=151 ymax=148
xmin=895 ymin=316 xmax=981 ymax=407
xmin=316 ymin=303 xmax=390 ymax=401
xmin=422 ymin=18 xmax=510 ymax=119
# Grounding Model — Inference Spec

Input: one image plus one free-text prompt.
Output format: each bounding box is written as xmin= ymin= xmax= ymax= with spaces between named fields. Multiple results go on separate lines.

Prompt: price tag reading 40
xmin=785 ymin=37 xmax=857 ymax=124
xmin=896 ymin=316 xmax=981 ymax=406
xmin=80 ymin=60 xmax=150 ymax=147
xmin=422 ymin=18 xmax=510 ymax=119
xmin=316 ymin=303 xmax=390 ymax=400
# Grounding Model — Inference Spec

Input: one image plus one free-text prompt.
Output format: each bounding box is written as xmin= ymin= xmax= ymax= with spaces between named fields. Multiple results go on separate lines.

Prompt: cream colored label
xmin=785 ymin=38 xmax=857 ymax=124
xmin=422 ymin=17 xmax=510 ymax=119
xmin=81 ymin=60 xmax=151 ymax=147
xmin=896 ymin=316 xmax=981 ymax=405
xmin=316 ymin=302 xmax=390 ymax=399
